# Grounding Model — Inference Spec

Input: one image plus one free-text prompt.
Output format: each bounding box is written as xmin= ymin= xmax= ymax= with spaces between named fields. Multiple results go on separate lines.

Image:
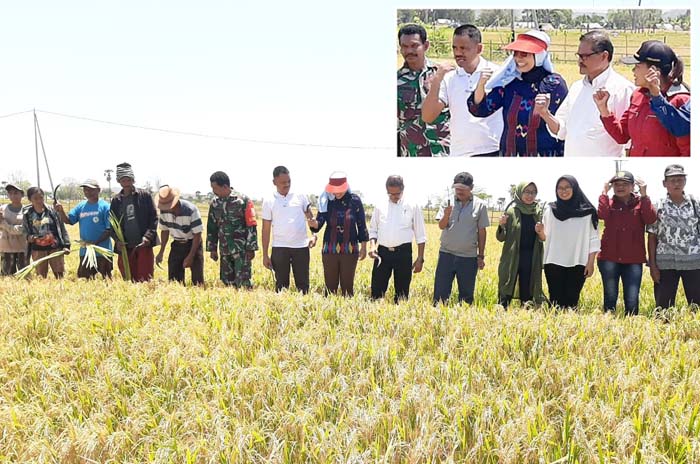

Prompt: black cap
xmin=664 ymin=164 xmax=687 ymax=177
xmin=620 ymin=40 xmax=676 ymax=68
xmin=610 ymin=171 xmax=634 ymax=184
xmin=452 ymin=172 xmax=473 ymax=188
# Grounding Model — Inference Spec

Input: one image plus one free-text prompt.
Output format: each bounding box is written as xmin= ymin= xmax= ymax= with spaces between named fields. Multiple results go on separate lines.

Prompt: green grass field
xmin=2 ymin=217 xmax=700 ymax=462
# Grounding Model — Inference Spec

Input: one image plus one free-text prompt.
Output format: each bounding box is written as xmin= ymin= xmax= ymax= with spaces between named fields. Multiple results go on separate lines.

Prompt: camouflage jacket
xmin=397 ymin=59 xmax=450 ymax=157
xmin=206 ymin=191 xmax=258 ymax=256
xmin=647 ymin=194 xmax=700 ymax=270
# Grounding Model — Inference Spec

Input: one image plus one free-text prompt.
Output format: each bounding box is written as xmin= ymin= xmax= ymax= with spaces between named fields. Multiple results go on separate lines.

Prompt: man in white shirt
xmin=369 ymin=175 xmax=426 ymax=302
xmin=261 ymin=166 xmax=317 ymax=293
xmin=535 ymin=30 xmax=635 ymax=157
xmin=422 ymin=24 xmax=503 ymax=156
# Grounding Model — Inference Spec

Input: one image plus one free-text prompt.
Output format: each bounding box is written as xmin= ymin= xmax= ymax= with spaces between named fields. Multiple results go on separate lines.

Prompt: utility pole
xmin=104 ymin=169 xmax=113 ymax=199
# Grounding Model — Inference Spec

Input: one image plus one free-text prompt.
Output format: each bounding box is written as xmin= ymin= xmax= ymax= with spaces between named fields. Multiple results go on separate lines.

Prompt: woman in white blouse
xmin=541 ymin=175 xmax=601 ymax=308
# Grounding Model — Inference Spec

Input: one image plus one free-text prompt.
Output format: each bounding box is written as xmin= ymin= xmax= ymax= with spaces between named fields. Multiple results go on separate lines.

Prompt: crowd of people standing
xmin=2 ymin=162 xmax=698 ymax=315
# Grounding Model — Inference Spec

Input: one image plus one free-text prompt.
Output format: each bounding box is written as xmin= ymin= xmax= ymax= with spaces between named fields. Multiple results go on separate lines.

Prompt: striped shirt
xmin=159 ymin=199 xmax=203 ymax=241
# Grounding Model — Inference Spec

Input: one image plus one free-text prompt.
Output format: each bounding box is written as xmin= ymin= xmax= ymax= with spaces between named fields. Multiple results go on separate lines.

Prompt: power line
xmin=0 ymin=109 xmax=34 ymax=120
xmin=32 ymin=109 xmax=392 ymax=151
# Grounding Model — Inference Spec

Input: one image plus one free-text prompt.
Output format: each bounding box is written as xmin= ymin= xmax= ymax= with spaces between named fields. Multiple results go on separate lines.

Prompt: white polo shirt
xmin=438 ymin=56 xmax=503 ymax=156
xmin=261 ymin=191 xmax=310 ymax=248
xmin=550 ymin=66 xmax=635 ymax=157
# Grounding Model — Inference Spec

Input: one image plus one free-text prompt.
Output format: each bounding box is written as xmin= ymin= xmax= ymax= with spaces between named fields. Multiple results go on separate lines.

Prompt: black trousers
xmin=654 ymin=268 xmax=700 ymax=309
xmin=499 ymin=250 xmax=533 ymax=308
xmin=271 ymin=247 xmax=310 ymax=293
xmin=544 ymin=263 xmax=586 ymax=309
xmin=168 ymin=240 xmax=204 ymax=285
xmin=371 ymin=243 xmax=413 ymax=303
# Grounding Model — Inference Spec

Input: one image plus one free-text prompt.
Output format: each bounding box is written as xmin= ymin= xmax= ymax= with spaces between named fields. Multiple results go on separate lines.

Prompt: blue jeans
xmin=433 ymin=251 xmax=478 ymax=304
xmin=598 ymin=260 xmax=643 ymax=315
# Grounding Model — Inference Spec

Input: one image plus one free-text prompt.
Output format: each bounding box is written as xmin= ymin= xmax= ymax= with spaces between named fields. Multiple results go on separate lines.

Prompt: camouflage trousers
xmin=220 ymin=253 xmax=252 ymax=288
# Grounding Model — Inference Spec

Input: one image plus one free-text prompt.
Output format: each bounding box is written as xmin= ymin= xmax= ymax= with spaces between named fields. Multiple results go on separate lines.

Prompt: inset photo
xmin=396 ymin=9 xmax=691 ymax=157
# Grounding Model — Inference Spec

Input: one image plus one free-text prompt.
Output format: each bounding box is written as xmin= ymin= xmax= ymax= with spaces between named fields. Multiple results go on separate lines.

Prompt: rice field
xmin=1 ymin=220 xmax=699 ymax=462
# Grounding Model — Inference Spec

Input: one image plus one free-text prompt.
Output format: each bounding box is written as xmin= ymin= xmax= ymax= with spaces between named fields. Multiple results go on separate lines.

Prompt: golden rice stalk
xmin=109 ymin=211 xmax=131 ymax=281
xmin=15 ymin=250 xmax=67 ymax=279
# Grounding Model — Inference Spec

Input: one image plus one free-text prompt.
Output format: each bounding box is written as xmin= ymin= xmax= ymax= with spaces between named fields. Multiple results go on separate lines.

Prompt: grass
xmin=1 ymin=220 xmax=699 ymax=462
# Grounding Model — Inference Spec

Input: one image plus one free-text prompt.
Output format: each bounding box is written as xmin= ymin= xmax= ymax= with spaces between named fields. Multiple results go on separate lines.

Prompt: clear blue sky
xmin=0 ymin=0 xmax=696 ymax=206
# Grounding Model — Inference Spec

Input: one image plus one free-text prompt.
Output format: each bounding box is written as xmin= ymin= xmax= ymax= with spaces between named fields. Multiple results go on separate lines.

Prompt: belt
xmin=172 ymin=239 xmax=193 ymax=245
xmin=378 ymin=243 xmax=412 ymax=252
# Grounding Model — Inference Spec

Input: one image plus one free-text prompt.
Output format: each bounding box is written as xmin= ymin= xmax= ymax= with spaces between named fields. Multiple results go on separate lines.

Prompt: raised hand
xmin=534 ymin=93 xmax=551 ymax=116
xmin=593 ymin=88 xmax=611 ymax=116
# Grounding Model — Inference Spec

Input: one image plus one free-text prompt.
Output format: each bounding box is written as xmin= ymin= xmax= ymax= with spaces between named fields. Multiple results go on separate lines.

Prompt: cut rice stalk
xmin=15 ymin=250 xmax=67 ymax=279
xmin=109 ymin=212 xmax=131 ymax=281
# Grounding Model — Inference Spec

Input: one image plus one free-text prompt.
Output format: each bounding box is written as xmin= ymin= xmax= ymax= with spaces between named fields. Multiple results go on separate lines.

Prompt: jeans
xmin=433 ymin=251 xmax=478 ymax=305
xmin=598 ymin=260 xmax=643 ymax=315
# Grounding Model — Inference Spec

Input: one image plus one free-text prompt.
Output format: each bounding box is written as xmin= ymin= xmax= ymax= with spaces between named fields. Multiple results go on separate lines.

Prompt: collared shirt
xmin=438 ymin=57 xmax=503 ymax=156
xmin=438 ymin=196 xmax=489 ymax=257
xmin=597 ymin=194 xmax=656 ymax=264
xmin=369 ymin=196 xmax=426 ymax=248
xmin=551 ymin=66 xmax=634 ymax=157
xmin=159 ymin=199 xmax=203 ymax=241
xmin=647 ymin=195 xmax=700 ymax=270
xmin=261 ymin=191 xmax=310 ymax=248
xmin=397 ymin=59 xmax=450 ymax=157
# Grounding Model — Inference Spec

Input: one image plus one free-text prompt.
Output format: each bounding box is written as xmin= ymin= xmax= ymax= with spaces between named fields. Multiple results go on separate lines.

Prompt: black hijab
xmin=549 ymin=175 xmax=598 ymax=229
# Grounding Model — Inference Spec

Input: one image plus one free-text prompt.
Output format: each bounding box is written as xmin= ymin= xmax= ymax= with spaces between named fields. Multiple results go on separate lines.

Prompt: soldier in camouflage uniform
xmin=207 ymin=171 xmax=258 ymax=288
xmin=397 ymin=23 xmax=450 ymax=157
xmin=647 ymin=164 xmax=700 ymax=309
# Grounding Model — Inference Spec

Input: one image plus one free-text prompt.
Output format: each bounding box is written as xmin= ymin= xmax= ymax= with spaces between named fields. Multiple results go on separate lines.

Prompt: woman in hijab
xmin=594 ymin=40 xmax=690 ymax=156
xmin=541 ymin=176 xmax=600 ymax=309
xmin=309 ymin=171 xmax=368 ymax=296
xmin=468 ymin=30 xmax=567 ymax=157
xmin=22 ymin=186 xmax=71 ymax=278
xmin=496 ymin=181 xmax=546 ymax=308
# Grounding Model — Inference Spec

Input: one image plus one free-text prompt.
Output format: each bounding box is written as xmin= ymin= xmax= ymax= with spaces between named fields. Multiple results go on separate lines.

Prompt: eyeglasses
xmin=556 ymin=186 xmax=573 ymax=192
xmin=522 ymin=190 xmax=537 ymax=196
xmin=575 ymin=51 xmax=602 ymax=60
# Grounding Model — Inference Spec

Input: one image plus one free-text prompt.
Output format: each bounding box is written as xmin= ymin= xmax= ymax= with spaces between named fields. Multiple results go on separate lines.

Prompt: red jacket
xmin=598 ymin=194 xmax=657 ymax=263
xmin=600 ymin=88 xmax=690 ymax=156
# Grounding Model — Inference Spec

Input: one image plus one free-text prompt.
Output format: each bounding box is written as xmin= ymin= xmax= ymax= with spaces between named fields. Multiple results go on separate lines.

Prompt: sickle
xmin=52 ymin=184 xmax=61 ymax=205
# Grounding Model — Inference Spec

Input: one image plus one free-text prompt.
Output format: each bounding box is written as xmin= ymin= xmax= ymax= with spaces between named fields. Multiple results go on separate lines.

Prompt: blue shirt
xmin=68 ymin=199 xmax=112 ymax=256
xmin=650 ymin=96 xmax=690 ymax=137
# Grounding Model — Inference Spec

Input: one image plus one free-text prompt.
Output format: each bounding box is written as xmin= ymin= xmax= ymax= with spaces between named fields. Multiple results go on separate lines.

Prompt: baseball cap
xmin=620 ymin=40 xmax=676 ymax=68
xmin=79 ymin=179 xmax=100 ymax=189
xmin=610 ymin=171 xmax=634 ymax=184
xmin=452 ymin=172 xmax=473 ymax=188
xmin=4 ymin=183 xmax=24 ymax=194
xmin=664 ymin=164 xmax=687 ymax=177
